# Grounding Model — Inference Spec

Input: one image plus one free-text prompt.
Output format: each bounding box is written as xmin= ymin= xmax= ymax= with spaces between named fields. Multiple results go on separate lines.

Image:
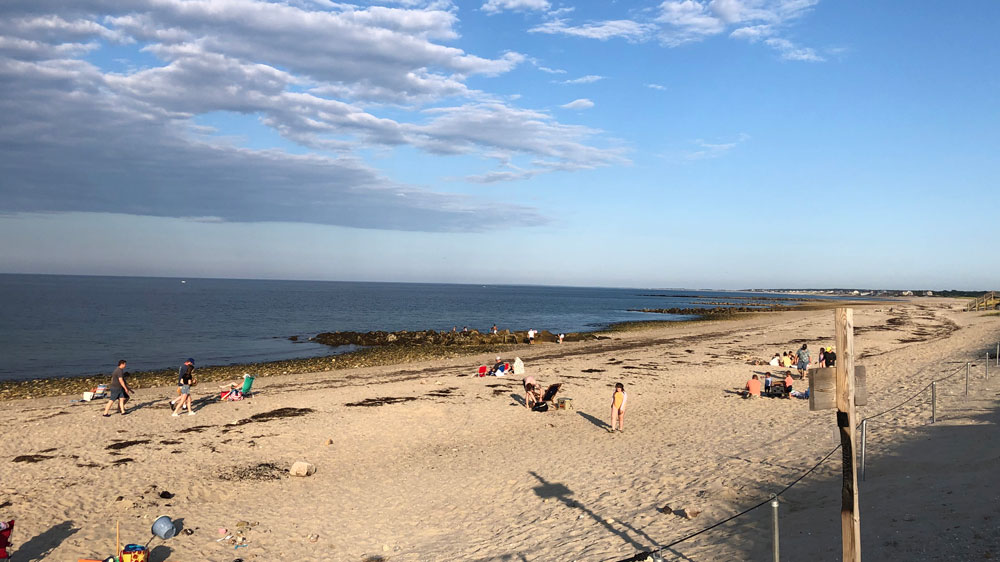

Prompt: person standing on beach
xmin=102 ymin=360 xmax=131 ymax=416
xmin=610 ymin=383 xmax=627 ymax=431
xmin=796 ymin=344 xmax=810 ymax=378
xmin=527 ymin=329 xmax=536 ymax=344
xmin=172 ymin=363 xmax=197 ymax=416
xmin=170 ymin=358 xmax=195 ymax=410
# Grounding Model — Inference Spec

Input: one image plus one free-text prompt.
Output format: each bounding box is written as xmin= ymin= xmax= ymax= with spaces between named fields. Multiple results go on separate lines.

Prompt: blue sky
xmin=1 ymin=0 xmax=997 ymax=289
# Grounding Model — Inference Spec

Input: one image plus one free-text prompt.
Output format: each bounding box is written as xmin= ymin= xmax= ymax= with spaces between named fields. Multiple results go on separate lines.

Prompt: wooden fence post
xmin=835 ymin=307 xmax=861 ymax=561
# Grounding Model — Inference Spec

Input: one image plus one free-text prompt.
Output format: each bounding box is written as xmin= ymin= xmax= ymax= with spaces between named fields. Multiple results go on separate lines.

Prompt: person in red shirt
xmin=784 ymin=373 xmax=795 ymax=398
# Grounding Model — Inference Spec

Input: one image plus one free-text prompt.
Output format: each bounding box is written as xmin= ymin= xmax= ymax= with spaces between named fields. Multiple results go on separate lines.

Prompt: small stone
xmin=290 ymin=461 xmax=316 ymax=477
xmin=604 ymin=518 xmax=614 ymax=524
xmin=685 ymin=509 xmax=702 ymax=520
xmin=307 ymin=533 xmax=319 ymax=543
xmin=659 ymin=505 xmax=673 ymax=515
xmin=236 ymin=521 xmax=250 ymax=528
xmin=183 ymin=528 xmax=194 ymax=536
xmin=382 ymin=544 xmax=390 ymax=552
xmin=325 ymin=439 xmax=333 ymax=446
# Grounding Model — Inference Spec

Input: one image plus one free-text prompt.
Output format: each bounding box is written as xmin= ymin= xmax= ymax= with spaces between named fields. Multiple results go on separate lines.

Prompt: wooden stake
xmin=835 ymin=307 xmax=861 ymax=561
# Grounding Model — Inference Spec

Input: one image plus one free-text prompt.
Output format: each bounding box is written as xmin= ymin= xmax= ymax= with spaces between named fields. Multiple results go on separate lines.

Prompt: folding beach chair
xmin=477 ymin=365 xmax=489 ymax=377
xmin=220 ymin=374 xmax=256 ymax=401
xmin=92 ymin=384 xmax=109 ymax=399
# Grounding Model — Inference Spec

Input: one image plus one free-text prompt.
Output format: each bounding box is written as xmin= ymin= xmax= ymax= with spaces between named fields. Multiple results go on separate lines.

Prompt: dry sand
xmin=1 ymin=298 xmax=998 ymax=561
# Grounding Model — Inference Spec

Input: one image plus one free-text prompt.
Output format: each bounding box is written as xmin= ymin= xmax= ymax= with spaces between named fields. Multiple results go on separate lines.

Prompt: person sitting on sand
xmin=769 ymin=353 xmax=781 ymax=367
xmin=610 ymin=382 xmax=627 ymax=432
xmin=744 ymin=374 xmax=761 ymax=399
xmin=784 ymin=373 xmax=794 ymax=398
xmin=489 ymin=356 xmax=505 ymax=376
xmin=781 ymin=352 xmax=793 ymax=368
xmin=523 ymin=376 xmax=540 ymax=409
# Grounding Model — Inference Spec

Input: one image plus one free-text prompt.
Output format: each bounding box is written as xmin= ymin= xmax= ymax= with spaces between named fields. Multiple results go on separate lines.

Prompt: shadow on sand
xmin=14 ymin=520 xmax=79 ymax=561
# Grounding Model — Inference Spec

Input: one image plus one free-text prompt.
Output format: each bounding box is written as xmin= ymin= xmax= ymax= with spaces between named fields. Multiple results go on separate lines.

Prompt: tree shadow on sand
xmin=529 ymin=471 xmax=659 ymax=554
xmin=14 ymin=520 xmax=78 ymax=561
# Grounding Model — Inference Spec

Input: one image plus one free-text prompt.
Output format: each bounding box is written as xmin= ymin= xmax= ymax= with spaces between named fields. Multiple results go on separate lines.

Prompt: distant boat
xmin=181 ymin=280 xmax=186 ymax=284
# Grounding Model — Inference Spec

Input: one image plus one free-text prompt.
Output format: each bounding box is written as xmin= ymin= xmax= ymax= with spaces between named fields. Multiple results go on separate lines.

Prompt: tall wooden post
xmin=835 ymin=307 xmax=861 ymax=561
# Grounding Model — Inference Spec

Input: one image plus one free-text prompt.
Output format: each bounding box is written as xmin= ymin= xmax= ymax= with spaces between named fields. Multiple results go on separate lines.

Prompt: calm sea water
xmin=0 ymin=274 xmax=821 ymax=381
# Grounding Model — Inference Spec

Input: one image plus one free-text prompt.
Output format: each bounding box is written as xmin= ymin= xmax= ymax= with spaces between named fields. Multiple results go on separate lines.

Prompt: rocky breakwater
xmin=631 ymin=305 xmax=795 ymax=316
xmin=312 ymin=329 xmax=597 ymax=348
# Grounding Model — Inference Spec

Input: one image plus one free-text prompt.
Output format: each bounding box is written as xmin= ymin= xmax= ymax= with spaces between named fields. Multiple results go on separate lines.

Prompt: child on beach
xmin=784 ymin=373 xmax=794 ymax=398
xmin=610 ymin=383 xmax=627 ymax=432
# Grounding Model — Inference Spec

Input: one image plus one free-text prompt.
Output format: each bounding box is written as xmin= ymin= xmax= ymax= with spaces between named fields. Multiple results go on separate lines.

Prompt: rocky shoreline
xmin=0 ymin=328 xmax=605 ymax=402
xmin=0 ymin=302 xmax=849 ymax=402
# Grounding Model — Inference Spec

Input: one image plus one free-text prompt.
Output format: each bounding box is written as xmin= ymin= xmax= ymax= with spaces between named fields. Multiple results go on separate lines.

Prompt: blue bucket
xmin=151 ymin=516 xmax=176 ymax=540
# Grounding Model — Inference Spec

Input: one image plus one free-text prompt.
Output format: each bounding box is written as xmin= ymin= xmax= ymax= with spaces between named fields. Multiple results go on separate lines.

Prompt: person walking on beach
xmin=170 ymin=358 xmax=195 ymax=410
xmin=172 ymin=363 xmax=197 ymax=416
xmin=102 ymin=360 xmax=131 ymax=417
xmin=796 ymin=344 xmax=810 ymax=378
xmin=610 ymin=383 xmax=627 ymax=432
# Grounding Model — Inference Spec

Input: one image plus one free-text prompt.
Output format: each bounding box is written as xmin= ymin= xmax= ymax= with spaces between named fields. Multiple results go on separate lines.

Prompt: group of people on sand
xmin=100 ymin=358 xmax=250 ymax=417
xmin=769 ymin=343 xmax=837 ymax=376
xmin=744 ymin=372 xmax=797 ymax=399
xmin=519 ymin=374 xmax=628 ymax=433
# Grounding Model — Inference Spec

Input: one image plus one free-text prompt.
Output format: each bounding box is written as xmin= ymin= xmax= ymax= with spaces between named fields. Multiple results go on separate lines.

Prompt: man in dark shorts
xmin=102 ymin=360 xmax=132 ymax=416
xmin=171 ymin=358 xmax=195 ymax=410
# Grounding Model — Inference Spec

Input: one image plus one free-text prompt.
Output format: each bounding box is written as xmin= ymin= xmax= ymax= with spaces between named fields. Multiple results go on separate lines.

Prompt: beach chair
xmin=477 ymin=365 xmax=489 ymax=377
xmin=0 ymin=520 xmax=13 ymax=559
xmin=92 ymin=384 xmax=109 ymax=400
xmin=220 ymin=374 xmax=256 ymax=401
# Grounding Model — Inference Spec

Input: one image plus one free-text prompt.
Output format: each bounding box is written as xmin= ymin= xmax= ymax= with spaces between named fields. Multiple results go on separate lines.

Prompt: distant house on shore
xmin=902 ymin=290 xmax=914 ymax=296
xmin=925 ymin=291 xmax=934 ymax=296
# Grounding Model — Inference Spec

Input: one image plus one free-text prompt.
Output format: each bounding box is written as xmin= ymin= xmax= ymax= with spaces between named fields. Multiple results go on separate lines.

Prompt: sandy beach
xmin=2 ymin=298 xmax=998 ymax=561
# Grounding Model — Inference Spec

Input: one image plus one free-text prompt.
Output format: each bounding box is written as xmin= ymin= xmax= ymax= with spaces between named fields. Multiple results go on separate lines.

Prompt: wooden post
xmin=835 ymin=307 xmax=861 ymax=561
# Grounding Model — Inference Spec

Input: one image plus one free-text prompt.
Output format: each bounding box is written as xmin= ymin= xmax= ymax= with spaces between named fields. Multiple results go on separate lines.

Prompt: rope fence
xmin=616 ymin=353 xmax=994 ymax=562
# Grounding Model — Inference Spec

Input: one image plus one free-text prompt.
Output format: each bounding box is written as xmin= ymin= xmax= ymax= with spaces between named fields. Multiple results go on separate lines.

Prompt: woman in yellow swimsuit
xmin=610 ymin=382 xmax=627 ymax=432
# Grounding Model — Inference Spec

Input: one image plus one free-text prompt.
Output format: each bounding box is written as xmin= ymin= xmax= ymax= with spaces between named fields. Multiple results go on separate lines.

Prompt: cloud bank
xmin=0 ymin=0 xmax=624 ymax=231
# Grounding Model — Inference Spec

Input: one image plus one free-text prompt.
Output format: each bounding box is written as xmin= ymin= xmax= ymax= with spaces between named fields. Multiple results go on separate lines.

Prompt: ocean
xmin=0 ymin=274 xmax=820 ymax=381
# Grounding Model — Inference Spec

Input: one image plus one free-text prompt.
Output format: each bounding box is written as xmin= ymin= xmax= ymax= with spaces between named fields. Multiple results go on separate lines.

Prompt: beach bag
xmin=0 ymin=520 xmax=12 ymax=559
xmin=531 ymin=402 xmax=548 ymax=412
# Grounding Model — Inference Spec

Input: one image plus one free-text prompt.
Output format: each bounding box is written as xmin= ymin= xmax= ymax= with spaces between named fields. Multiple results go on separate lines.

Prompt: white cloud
xmin=560 ymin=98 xmax=594 ymax=110
xmin=684 ymin=133 xmax=750 ymax=160
xmin=482 ymin=0 xmax=551 ymax=14
xmin=0 ymin=0 xmax=631 ymax=231
xmin=533 ymin=1 xmax=824 ymax=61
xmin=764 ymin=36 xmax=823 ymax=61
xmin=560 ymin=74 xmax=604 ymax=84
xmin=646 ymin=83 xmax=667 ymax=90
xmin=529 ymin=19 xmax=655 ymax=42
xmin=729 ymin=24 xmax=773 ymax=41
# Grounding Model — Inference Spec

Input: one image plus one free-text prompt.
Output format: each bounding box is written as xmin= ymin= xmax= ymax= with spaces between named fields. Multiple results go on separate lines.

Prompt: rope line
xmin=616 ymin=360 xmax=978 ymax=561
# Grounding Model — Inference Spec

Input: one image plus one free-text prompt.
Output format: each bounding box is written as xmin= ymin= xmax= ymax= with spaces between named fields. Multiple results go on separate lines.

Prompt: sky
xmin=0 ymin=0 xmax=997 ymax=290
